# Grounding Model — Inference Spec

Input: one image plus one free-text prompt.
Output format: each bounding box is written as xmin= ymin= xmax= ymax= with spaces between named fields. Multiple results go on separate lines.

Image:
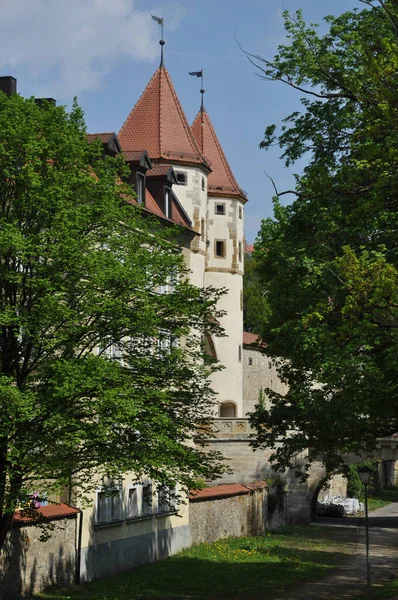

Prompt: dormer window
xmin=136 ymin=172 xmax=145 ymax=205
xmin=175 ymin=171 xmax=187 ymax=186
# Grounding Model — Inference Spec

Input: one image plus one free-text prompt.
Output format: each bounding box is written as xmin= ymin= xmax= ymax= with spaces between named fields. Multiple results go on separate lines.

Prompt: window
xmin=157 ymin=331 xmax=178 ymax=355
xmin=219 ymin=402 xmax=236 ymax=417
xmin=157 ymin=485 xmax=177 ymax=514
xmin=239 ymin=206 xmax=242 ymax=219
xmin=248 ymin=357 xmax=253 ymax=366
xmin=238 ymin=242 xmax=242 ymax=262
xmin=240 ymin=290 xmax=243 ymax=311
xmin=175 ymin=171 xmax=187 ymax=186
xmin=238 ymin=345 xmax=242 ymax=362
xmin=201 ymin=177 xmax=205 ymax=191
xmin=201 ymin=219 xmax=205 ymax=242
xmin=142 ymin=482 xmax=153 ymax=516
xmin=215 ymin=203 xmax=225 ymax=215
xmin=96 ymin=486 xmax=122 ymax=524
xmin=136 ymin=173 xmax=145 ymax=205
xmin=165 ymin=188 xmax=171 ymax=218
xmin=128 ymin=487 xmax=139 ymax=518
xmin=215 ymin=240 xmax=226 ymax=258
xmin=159 ymin=268 xmax=177 ymax=294
xmin=127 ymin=481 xmax=153 ymax=519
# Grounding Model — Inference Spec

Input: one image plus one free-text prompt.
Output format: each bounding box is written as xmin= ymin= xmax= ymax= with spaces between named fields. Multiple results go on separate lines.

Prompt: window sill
xmin=126 ymin=514 xmax=153 ymax=523
xmin=94 ymin=519 xmax=123 ymax=529
xmin=155 ymin=510 xmax=178 ymax=518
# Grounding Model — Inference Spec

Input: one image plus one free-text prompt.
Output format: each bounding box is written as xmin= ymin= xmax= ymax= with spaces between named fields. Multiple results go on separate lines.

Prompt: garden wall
xmin=0 ymin=505 xmax=78 ymax=599
xmin=189 ymin=482 xmax=284 ymax=545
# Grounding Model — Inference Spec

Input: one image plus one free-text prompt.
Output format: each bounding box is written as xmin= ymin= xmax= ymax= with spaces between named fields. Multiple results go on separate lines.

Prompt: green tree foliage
xmin=243 ymin=252 xmax=271 ymax=334
xmin=0 ymin=93 xmax=225 ymax=547
xmin=249 ymin=0 xmax=398 ymax=477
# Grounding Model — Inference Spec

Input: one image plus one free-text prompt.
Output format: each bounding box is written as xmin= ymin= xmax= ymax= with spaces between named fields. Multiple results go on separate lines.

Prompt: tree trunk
xmin=0 ymin=512 xmax=13 ymax=551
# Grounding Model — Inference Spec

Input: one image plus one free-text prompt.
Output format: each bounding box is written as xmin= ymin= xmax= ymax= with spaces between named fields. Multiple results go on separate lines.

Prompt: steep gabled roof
xmin=191 ymin=108 xmax=247 ymax=202
xmin=119 ymin=67 xmax=209 ymax=168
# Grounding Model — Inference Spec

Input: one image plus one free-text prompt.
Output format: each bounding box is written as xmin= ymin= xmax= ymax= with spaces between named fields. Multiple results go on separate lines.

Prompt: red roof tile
xmin=87 ymin=132 xmax=114 ymax=144
xmin=191 ymin=109 xmax=247 ymax=201
xmin=243 ymin=331 xmax=264 ymax=347
xmin=119 ymin=68 xmax=209 ymax=168
xmin=13 ymin=503 xmax=79 ymax=524
xmin=189 ymin=484 xmax=250 ymax=502
xmin=245 ymin=243 xmax=254 ymax=254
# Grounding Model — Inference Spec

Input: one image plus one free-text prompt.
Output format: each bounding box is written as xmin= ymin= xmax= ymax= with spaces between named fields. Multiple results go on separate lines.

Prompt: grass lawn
xmin=367 ymin=486 xmax=398 ymax=512
xmin=33 ymin=525 xmax=358 ymax=600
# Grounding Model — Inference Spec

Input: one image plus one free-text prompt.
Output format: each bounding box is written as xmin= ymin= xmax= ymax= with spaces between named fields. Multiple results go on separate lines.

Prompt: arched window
xmin=219 ymin=402 xmax=236 ymax=418
xmin=203 ymin=333 xmax=217 ymax=359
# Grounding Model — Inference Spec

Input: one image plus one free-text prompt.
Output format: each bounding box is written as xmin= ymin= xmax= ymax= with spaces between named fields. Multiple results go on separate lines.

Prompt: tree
xmin=248 ymin=0 xmax=398 ymax=478
xmin=0 ymin=93 xmax=225 ymax=548
xmin=243 ymin=251 xmax=271 ymax=334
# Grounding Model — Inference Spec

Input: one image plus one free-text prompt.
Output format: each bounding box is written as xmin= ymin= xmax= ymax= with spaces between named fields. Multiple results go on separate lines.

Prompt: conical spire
xmin=119 ymin=67 xmax=208 ymax=167
xmin=191 ymin=107 xmax=246 ymax=200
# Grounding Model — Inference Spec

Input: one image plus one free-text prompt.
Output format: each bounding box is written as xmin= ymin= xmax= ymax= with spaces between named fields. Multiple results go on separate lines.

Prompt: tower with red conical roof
xmin=118 ymin=41 xmax=247 ymax=417
xmin=192 ymin=103 xmax=247 ymax=417
xmin=118 ymin=55 xmax=210 ymax=289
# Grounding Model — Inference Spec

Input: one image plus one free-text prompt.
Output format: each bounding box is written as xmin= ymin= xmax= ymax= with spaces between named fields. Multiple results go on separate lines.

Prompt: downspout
xmin=72 ymin=507 xmax=83 ymax=585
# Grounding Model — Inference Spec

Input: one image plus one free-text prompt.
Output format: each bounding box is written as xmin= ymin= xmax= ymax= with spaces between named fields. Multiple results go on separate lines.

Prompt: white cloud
xmin=0 ymin=0 xmax=186 ymax=97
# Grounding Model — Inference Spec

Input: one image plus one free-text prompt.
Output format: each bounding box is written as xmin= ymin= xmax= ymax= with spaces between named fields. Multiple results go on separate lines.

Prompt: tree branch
xmin=263 ymin=171 xmax=301 ymax=198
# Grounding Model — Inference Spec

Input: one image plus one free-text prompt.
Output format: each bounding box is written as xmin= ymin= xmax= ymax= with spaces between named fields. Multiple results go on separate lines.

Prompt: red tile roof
xmin=243 ymin=331 xmax=264 ymax=347
xmin=119 ymin=68 xmax=209 ymax=168
xmin=13 ymin=503 xmax=79 ymax=524
xmin=191 ymin=109 xmax=247 ymax=201
xmin=245 ymin=243 xmax=254 ymax=254
xmin=189 ymin=484 xmax=250 ymax=501
xmin=189 ymin=482 xmax=268 ymax=502
xmin=87 ymin=132 xmax=114 ymax=144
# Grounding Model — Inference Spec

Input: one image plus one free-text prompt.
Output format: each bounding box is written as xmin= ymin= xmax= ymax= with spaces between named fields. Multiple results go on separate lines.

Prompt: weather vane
xmin=151 ymin=15 xmax=165 ymax=67
xmin=189 ymin=69 xmax=205 ymax=111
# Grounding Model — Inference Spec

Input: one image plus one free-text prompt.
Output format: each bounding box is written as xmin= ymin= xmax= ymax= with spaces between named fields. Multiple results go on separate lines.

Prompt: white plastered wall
xmin=204 ymin=196 xmax=245 ymax=417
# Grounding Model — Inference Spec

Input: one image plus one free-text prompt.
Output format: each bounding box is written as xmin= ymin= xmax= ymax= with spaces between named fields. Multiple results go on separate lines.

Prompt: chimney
xmin=0 ymin=76 xmax=17 ymax=97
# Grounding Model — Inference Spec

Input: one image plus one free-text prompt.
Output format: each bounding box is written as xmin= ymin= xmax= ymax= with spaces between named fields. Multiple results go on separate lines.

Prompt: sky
xmin=0 ymin=0 xmax=363 ymax=242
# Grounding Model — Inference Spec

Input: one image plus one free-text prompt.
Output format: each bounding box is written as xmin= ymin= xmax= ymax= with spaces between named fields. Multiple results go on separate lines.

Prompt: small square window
xmin=215 ymin=203 xmax=225 ymax=215
xmin=248 ymin=357 xmax=253 ymax=366
xmin=201 ymin=177 xmax=205 ymax=191
xmin=239 ymin=206 xmax=242 ymax=219
xmin=175 ymin=171 xmax=187 ymax=185
xmin=215 ymin=240 xmax=226 ymax=258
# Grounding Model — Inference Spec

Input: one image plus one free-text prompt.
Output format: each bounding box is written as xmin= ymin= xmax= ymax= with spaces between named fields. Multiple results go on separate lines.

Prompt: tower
xmin=191 ymin=104 xmax=247 ymax=417
xmin=118 ymin=55 xmax=210 ymax=289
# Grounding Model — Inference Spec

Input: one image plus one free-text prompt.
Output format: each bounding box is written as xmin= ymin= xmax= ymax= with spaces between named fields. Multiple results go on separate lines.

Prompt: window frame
xmin=136 ymin=172 xmax=146 ymax=205
xmin=175 ymin=171 xmax=187 ymax=186
xmin=214 ymin=239 xmax=226 ymax=259
xmin=215 ymin=203 xmax=226 ymax=215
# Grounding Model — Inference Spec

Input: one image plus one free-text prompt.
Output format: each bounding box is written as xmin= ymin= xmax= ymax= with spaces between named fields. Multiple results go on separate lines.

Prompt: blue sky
xmin=0 ymin=0 xmax=361 ymax=242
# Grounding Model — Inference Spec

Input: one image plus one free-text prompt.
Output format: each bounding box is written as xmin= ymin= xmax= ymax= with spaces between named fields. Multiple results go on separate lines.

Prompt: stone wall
xmin=0 ymin=517 xmax=76 ymax=599
xmin=242 ymin=346 xmax=288 ymax=416
xmin=190 ymin=484 xmax=284 ymax=545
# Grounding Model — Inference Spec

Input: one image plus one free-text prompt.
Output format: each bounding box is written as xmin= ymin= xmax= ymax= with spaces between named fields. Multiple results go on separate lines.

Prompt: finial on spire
xmin=151 ymin=15 xmax=165 ymax=67
xmin=189 ymin=69 xmax=204 ymax=112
